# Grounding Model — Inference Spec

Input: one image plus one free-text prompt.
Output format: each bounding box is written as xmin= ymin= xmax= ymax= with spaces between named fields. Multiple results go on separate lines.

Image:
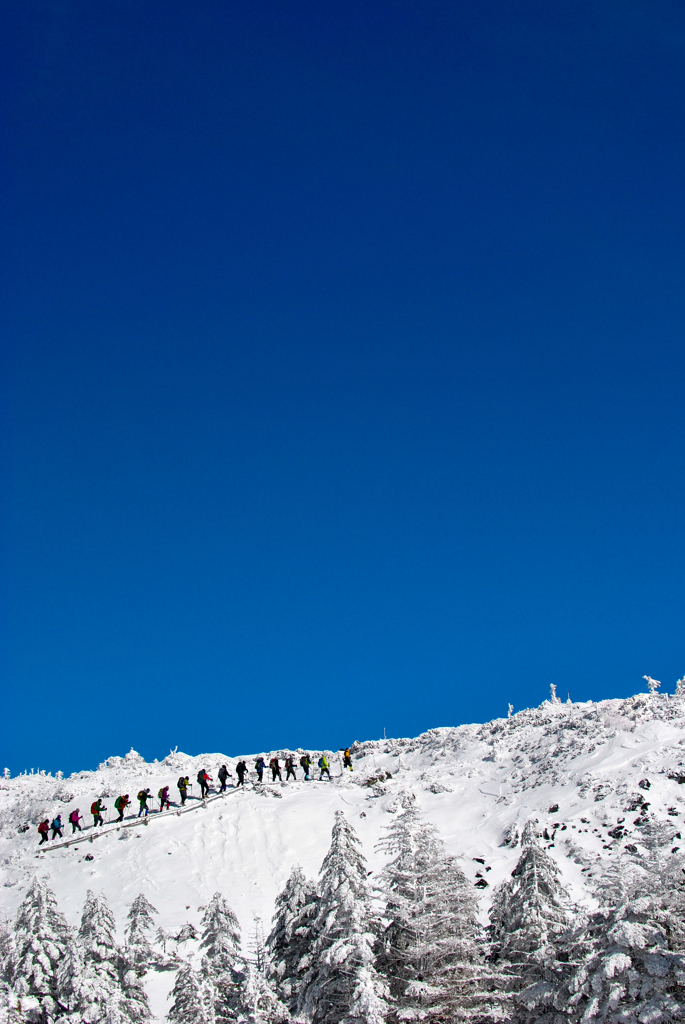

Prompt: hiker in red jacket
xmin=196 ymin=769 xmax=212 ymax=799
xmin=38 ymin=820 xmax=50 ymax=845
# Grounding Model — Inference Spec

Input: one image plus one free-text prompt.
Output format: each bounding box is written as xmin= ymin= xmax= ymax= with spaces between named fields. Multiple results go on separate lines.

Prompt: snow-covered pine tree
xmin=11 ymin=876 xmax=73 ymax=1021
xmin=125 ymin=894 xmax=158 ymax=968
xmin=489 ymin=819 xmax=570 ymax=1017
xmin=643 ymin=675 xmax=661 ymax=695
xmin=374 ymin=805 xmax=441 ymax=1002
xmin=375 ymin=806 xmax=501 ymax=1024
xmin=557 ymin=894 xmax=685 ymax=1024
xmin=0 ymin=917 xmax=16 ymax=987
xmin=75 ymin=890 xmax=150 ymax=1024
xmin=298 ymin=811 xmax=387 ymax=1024
xmin=200 ymin=893 xmax=243 ymax=1024
xmin=266 ymin=865 xmax=319 ymax=1013
xmin=237 ymin=965 xmax=290 ymax=1024
xmin=156 ymin=927 xmax=169 ymax=955
xmin=75 ymin=889 xmax=122 ymax=1021
xmin=168 ymin=961 xmax=215 ymax=1024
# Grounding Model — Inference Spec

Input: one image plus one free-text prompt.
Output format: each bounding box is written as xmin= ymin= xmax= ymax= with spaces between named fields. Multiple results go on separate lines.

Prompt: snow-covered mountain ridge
xmin=3 ymin=688 xmax=685 ymax=1022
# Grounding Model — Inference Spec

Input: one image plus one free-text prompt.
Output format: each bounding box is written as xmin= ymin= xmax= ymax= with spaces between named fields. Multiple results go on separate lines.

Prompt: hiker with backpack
xmin=319 ymin=754 xmax=331 ymax=780
xmin=254 ymin=756 xmax=266 ymax=783
xmin=38 ymin=819 xmax=50 ymax=845
xmin=343 ymin=749 xmax=353 ymax=771
xmin=300 ymin=754 xmax=312 ymax=780
xmin=285 ymin=755 xmax=297 ymax=781
xmin=270 ymin=757 xmax=282 ymax=782
xmin=69 ymin=809 xmax=83 ymax=833
xmin=114 ymin=795 xmax=130 ymax=822
xmin=177 ymin=776 xmax=189 ymax=805
xmin=197 ymin=769 xmax=212 ymax=799
xmin=236 ymin=761 xmax=248 ymax=786
xmin=218 ymin=764 xmax=231 ymax=792
xmin=158 ymin=786 xmax=171 ymax=811
xmin=138 ymin=789 xmax=152 ymax=817
xmin=51 ymin=815 xmax=63 ymax=839
xmin=91 ymin=799 xmax=106 ymax=826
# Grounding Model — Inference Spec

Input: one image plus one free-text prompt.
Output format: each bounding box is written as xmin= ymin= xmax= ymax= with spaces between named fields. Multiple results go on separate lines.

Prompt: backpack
xmin=318 ymin=757 xmax=323 ymax=768
xmin=52 ymin=818 xmax=60 ymax=830
xmin=39 ymin=821 xmax=49 ymax=833
xmin=197 ymin=771 xmax=205 ymax=784
xmin=178 ymin=777 xmax=187 ymax=788
xmin=138 ymin=790 xmax=147 ymax=801
xmin=91 ymin=801 xmax=99 ymax=814
xmin=158 ymin=789 xmax=165 ymax=800
xmin=70 ymin=810 xmax=79 ymax=821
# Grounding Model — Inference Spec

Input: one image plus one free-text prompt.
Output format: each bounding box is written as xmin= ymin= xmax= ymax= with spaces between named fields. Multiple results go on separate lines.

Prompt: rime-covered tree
xmin=557 ymin=894 xmax=685 ymax=1024
xmin=237 ymin=965 xmax=290 ymax=1024
xmin=11 ymin=877 xmax=73 ymax=1021
xmin=299 ymin=811 xmax=387 ymax=1024
xmin=200 ymin=893 xmax=243 ymax=1024
xmin=74 ymin=890 xmax=122 ymax=1021
xmin=489 ymin=819 xmax=570 ymax=1013
xmin=0 ymin=918 xmax=16 ymax=987
xmin=168 ymin=962 xmax=215 ymax=1024
xmin=267 ymin=865 xmax=319 ymax=1013
xmin=62 ymin=890 xmax=150 ymax=1024
xmin=376 ymin=806 xmax=502 ymax=1023
xmin=125 ymin=895 xmax=158 ymax=968
xmin=374 ymin=806 xmax=442 ymax=999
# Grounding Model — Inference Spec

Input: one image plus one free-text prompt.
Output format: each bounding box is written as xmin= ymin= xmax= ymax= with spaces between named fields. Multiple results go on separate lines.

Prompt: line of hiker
xmin=36 ymin=749 xmax=355 ymax=844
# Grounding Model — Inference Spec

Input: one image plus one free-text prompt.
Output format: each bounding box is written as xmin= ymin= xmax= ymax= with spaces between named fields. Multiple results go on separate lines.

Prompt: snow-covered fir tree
xmin=168 ymin=961 xmax=215 ymax=1024
xmin=557 ymin=893 xmax=685 ymax=1024
xmin=73 ymin=890 xmax=122 ymax=1022
xmin=267 ymin=865 xmax=319 ymax=1014
xmin=643 ymin=675 xmax=662 ymax=695
xmin=0 ymin=917 xmax=16 ymax=988
xmin=125 ymin=894 xmax=158 ymax=968
xmin=200 ymin=892 xmax=243 ymax=1024
xmin=298 ymin=811 xmax=387 ymax=1024
xmin=489 ymin=819 xmax=570 ymax=1017
xmin=11 ymin=877 xmax=73 ymax=1022
xmin=72 ymin=890 xmax=150 ymax=1024
xmin=375 ymin=806 xmax=501 ymax=1024
xmin=237 ymin=965 xmax=289 ymax=1024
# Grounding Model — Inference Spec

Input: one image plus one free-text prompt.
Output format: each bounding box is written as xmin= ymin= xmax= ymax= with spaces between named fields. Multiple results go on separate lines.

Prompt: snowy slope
xmin=2 ymin=690 xmax=685 ymax=1020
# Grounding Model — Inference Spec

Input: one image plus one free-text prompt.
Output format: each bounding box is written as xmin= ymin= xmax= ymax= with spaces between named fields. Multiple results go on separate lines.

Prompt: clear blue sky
xmin=3 ymin=1 xmax=685 ymax=776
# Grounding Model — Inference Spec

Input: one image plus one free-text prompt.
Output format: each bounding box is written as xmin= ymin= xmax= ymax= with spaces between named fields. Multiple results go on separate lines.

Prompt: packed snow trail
xmin=40 ymin=787 xmax=244 ymax=853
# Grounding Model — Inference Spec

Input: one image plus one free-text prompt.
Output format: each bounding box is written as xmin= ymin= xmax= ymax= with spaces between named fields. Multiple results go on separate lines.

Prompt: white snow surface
xmin=2 ymin=691 xmax=685 ymax=1020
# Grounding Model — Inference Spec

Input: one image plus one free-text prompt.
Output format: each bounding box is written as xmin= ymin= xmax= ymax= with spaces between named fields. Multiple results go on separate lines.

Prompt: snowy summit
xmin=2 ymin=683 xmax=685 ymax=1024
